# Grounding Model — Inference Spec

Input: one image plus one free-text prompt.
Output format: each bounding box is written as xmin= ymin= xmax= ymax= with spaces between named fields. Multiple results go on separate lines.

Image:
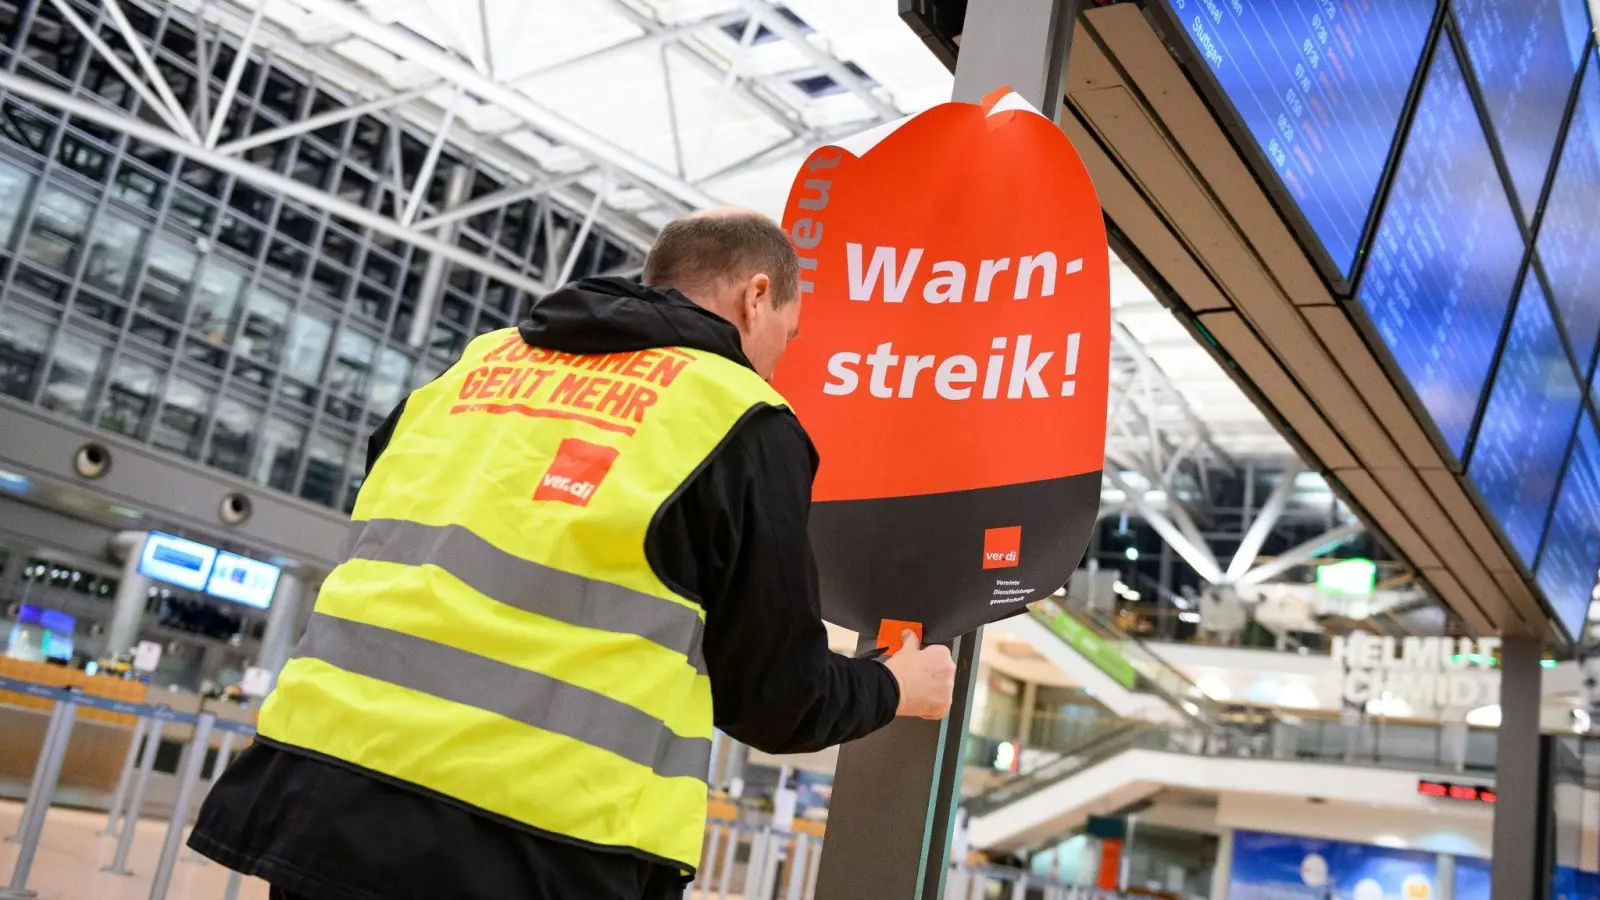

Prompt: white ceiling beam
xmin=1224 ymin=466 xmax=1301 ymax=582
xmin=0 ymin=71 xmax=551 ymax=298
xmin=1236 ymin=523 xmax=1364 ymax=590
xmin=737 ymin=0 xmax=899 ymax=120
xmin=284 ymin=0 xmax=720 ymax=210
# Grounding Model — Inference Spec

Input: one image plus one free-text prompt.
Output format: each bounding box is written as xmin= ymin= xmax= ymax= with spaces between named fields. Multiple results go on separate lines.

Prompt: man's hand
xmin=885 ymin=632 xmax=957 ymax=720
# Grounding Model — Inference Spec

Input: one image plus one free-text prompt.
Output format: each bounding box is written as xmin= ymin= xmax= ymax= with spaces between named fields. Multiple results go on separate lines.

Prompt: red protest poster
xmin=775 ymin=87 xmax=1110 ymax=643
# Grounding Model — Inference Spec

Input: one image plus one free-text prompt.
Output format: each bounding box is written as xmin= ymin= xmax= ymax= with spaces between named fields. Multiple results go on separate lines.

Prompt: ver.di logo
xmin=534 ymin=438 xmax=620 ymax=507
xmin=982 ymin=526 xmax=1021 ymax=569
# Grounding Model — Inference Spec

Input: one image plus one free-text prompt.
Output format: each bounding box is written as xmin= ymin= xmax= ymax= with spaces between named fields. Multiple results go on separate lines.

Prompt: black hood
xmin=518 ymin=276 xmax=753 ymax=370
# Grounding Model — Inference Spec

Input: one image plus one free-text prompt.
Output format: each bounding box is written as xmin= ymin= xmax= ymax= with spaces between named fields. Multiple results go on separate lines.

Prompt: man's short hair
xmin=643 ymin=211 xmax=801 ymax=306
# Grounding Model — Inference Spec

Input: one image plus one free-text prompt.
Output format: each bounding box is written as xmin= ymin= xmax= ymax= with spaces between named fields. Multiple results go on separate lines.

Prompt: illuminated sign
xmin=1417 ymin=779 xmax=1496 ymax=805
xmin=137 ymin=532 xmax=218 ymax=592
xmin=1317 ymin=558 xmax=1377 ymax=595
xmin=206 ymin=552 xmax=282 ymax=610
xmin=1330 ymin=633 xmax=1500 ymax=709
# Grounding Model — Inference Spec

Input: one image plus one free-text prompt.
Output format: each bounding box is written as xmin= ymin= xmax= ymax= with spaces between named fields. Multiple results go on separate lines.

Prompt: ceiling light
xmin=1124 ymin=547 xmax=1140 ymax=561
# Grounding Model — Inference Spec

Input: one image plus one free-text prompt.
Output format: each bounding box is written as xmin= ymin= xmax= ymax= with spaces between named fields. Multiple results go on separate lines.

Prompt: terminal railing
xmin=965 ymin=716 xmax=1498 ymax=819
xmin=0 ymin=674 xmax=257 ymax=900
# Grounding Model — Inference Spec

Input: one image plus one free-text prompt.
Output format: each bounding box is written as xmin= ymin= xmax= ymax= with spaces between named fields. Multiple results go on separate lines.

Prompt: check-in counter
xmin=0 ymin=657 xmax=258 ymax=808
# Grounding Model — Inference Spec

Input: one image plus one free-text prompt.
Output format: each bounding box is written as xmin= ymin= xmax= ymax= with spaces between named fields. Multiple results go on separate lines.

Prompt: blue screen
xmin=1163 ymin=0 xmax=1436 ymax=276
xmin=1469 ymin=275 xmax=1582 ymax=566
xmin=1454 ymin=857 xmax=1491 ymax=900
xmin=1456 ymin=0 xmax=1593 ymax=220
xmin=1229 ymin=829 xmax=1438 ymax=900
xmin=1538 ymin=57 xmax=1600 ymax=380
xmin=1357 ymin=39 xmax=1526 ymax=460
xmin=1536 ymin=416 xmax=1600 ymax=641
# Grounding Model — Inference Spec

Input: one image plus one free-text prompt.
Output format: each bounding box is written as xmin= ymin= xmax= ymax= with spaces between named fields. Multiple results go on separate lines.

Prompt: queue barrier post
xmin=741 ymin=828 xmax=769 ymax=900
xmin=784 ymin=835 xmax=810 ymax=900
xmin=5 ymin=692 xmax=73 ymax=844
xmin=147 ymin=712 xmax=215 ymax=900
xmin=1015 ymin=872 xmax=1029 ymax=899
xmin=694 ymin=822 xmax=724 ymax=899
xmin=104 ymin=716 xmax=166 ymax=876
xmin=222 ymin=869 xmax=245 ymax=900
xmin=757 ymin=831 xmax=784 ymax=900
xmin=966 ymin=868 xmax=987 ymax=900
xmin=1 ymin=696 xmax=78 ymax=900
xmin=185 ymin=729 xmax=238 ymax=864
xmin=716 ymin=823 xmax=740 ymax=900
xmin=103 ymin=716 xmax=152 ymax=838
xmin=804 ymin=835 xmax=821 ymax=900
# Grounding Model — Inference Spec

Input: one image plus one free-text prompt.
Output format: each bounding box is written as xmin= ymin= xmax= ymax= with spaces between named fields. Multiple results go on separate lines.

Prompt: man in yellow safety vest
xmin=188 ymin=208 xmax=957 ymax=900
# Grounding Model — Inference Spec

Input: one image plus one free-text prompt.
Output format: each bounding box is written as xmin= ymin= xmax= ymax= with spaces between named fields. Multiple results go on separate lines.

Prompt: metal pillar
xmin=147 ymin=714 xmax=215 ymax=900
xmin=812 ymin=4 xmax=1075 ymax=897
xmin=103 ymin=717 xmax=151 ymax=836
xmin=105 ymin=531 xmax=152 ymax=657
xmin=1 ymin=699 xmax=77 ymax=900
xmin=1491 ymin=637 xmax=1550 ymax=900
xmin=813 ymin=630 xmax=984 ymax=900
xmin=256 ymin=572 xmax=306 ymax=685
xmin=104 ymin=719 xmax=165 ymax=876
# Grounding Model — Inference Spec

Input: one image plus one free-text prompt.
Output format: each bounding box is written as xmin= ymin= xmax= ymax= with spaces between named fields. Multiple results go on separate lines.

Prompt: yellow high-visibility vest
xmin=258 ymin=327 xmax=788 ymax=871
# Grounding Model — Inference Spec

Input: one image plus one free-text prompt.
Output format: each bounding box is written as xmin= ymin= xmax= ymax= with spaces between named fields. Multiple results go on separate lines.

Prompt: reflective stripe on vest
xmin=339 ymin=518 xmax=708 ymax=674
xmin=257 ymin=330 xmax=790 ymax=871
xmin=295 ymin=611 xmax=712 ymax=780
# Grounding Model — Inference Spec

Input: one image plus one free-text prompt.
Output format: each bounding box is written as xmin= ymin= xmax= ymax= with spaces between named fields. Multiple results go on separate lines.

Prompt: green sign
xmin=1317 ymin=557 xmax=1377 ymax=595
xmin=1029 ymin=602 xmax=1138 ymax=689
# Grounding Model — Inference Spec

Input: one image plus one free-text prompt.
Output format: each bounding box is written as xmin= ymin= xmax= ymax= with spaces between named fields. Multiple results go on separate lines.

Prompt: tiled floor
xmin=0 ymin=801 xmax=270 ymax=900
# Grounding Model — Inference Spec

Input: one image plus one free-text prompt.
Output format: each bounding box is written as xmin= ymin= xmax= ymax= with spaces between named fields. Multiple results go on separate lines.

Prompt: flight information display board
xmin=1456 ymin=0 xmax=1594 ymax=220
xmin=1536 ymin=57 xmax=1600 ymax=381
xmin=1357 ymin=40 xmax=1526 ymax=461
xmin=1467 ymin=275 xmax=1583 ymax=568
xmin=1159 ymin=0 xmax=1436 ymax=278
xmin=1537 ymin=417 xmax=1600 ymax=641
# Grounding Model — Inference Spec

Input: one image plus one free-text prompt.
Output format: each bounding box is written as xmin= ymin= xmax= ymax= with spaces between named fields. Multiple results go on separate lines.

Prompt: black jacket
xmin=188 ymin=278 xmax=901 ymax=900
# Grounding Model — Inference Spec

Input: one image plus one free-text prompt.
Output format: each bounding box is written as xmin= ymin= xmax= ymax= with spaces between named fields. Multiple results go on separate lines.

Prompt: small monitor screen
xmin=1468 ymin=275 xmax=1582 ymax=567
xmin=206 ymin=552 xmax=281 ymax=610
xmin=1160 ymin=0 xmax=1436 ymax=276
xmin=1455 ymin=0 xmax=1593 ymax=220
xmin=1537 ymin=417 xmax=1600 ymax=642
xmin=37 ymin=608 xmax=75 ymax=636
xmin=137 ymin=531 xmax=218 ymax=592
xmin=1537 ymin=57 xmax=1600 ymax=379
xmin=1357 ymin=39 xmax=1526 ymax=461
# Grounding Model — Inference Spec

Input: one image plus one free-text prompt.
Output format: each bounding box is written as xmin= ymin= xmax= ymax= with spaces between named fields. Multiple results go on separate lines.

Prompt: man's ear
xmin=747 ymin=273 xmax=773 ymax=315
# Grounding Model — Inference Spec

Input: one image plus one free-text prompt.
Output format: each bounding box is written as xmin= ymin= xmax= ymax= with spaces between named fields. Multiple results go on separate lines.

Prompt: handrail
xmin=964 ymin=720 xmax=1150 ymax=816
xmin=1028 ymin=598 xmax=1217 ymax=725
xmin=965 ymin=716 xmax=1501 ymax=822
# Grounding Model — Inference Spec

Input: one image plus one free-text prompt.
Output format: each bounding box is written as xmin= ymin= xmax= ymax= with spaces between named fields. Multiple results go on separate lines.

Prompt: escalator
xmin=992 ymin=597 xmax=1217 ymax=726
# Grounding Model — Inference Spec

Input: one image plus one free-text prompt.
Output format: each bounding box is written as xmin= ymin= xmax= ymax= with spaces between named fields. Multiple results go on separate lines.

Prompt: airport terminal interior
xmin=3 ymin=0 xmax=1600 ymax=898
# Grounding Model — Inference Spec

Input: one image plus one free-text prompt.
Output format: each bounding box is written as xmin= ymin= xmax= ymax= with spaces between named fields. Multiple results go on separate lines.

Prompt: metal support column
xmin=1491 ymin=637 xmax=1550 ymax=900
xmin=256 ymin=572 xmax=306 ymax=685
xmin=812 ymin=3 xmax=1075 ymax=897
xmin=106 ymin=531 xmax=152 ymax=657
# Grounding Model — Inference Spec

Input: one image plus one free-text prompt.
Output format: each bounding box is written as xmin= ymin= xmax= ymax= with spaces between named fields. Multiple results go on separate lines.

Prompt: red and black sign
xmin=1417 ymin=779 xmax=1496 ymax=804
xmin=775 ymin=88 xmax=1110 ymax=643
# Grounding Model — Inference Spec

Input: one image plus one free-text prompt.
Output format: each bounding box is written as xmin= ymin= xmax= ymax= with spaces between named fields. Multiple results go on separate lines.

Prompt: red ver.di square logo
xmin=983 ymin=526 xmax=1021 ymax=569
xmin=534 ymin=438 xmax=620 ymax=507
